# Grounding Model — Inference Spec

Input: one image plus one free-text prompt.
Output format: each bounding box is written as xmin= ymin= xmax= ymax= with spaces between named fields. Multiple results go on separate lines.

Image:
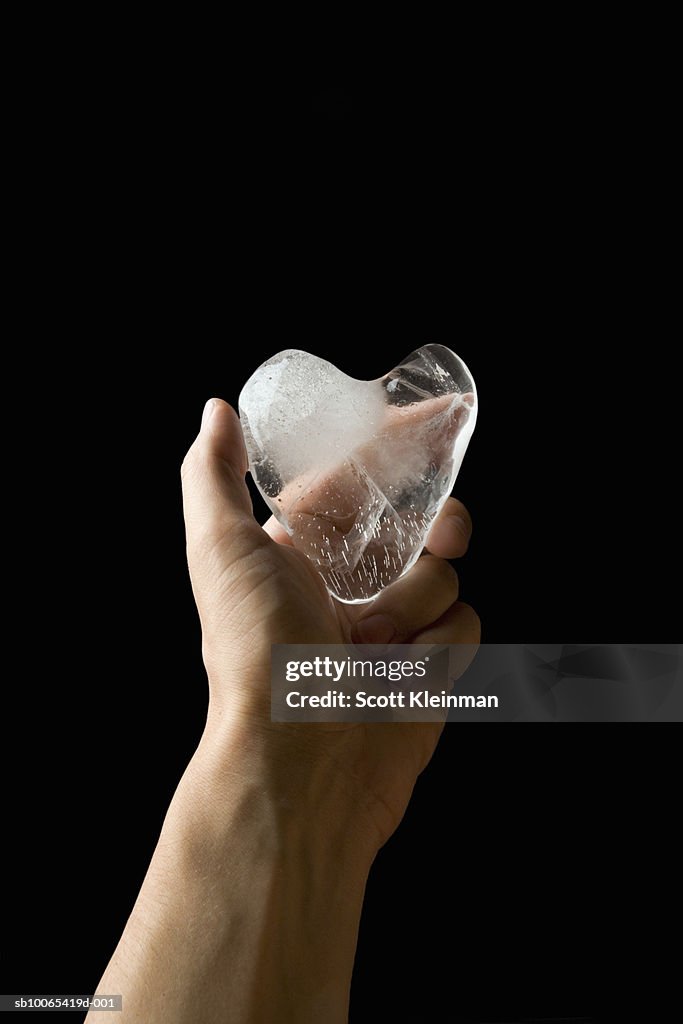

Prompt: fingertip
xmin=200 ymin=398 xmax=248 ymax=475
xmin=200 ymin=397 xmax=234 ymax=431
xmin=200 ymin=396 xmax=236 ymax=424
xmin=201 ymin=397 xmax=218 ymax=429
xmin=451 ymin=601 xmax=481 ymax=643
xmin=182 ymin=398 xmax=254 ymax=532
xmin=262 ymin=515 xmax=294 ymax=546
xmin=426 ymin=515 xmax=470 ymax=558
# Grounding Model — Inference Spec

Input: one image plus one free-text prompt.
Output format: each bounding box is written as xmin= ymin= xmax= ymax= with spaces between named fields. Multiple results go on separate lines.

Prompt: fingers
xmin=412 ymin=601 xmax=481 ymax=685
xmin=350 ymin=555 xmax=459 ymax=644
xmin=411 ymin=600 xmax=481 ymax=646
xmin=262 ymin=515 xmax=293 ymax=545
xmin=181 ymin=399 xmax=264 ymax=560
xmin=425 ymin=498 xmax=472 ymax=558
xmin=266 ymin=497 xmax=473 ymax=559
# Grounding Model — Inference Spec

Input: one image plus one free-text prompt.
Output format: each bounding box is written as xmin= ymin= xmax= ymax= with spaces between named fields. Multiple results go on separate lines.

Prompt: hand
xmin=87 ymin=396 xmax=480 ymax=1024
xmin=182 ymin=397 xmax=480 ymax=849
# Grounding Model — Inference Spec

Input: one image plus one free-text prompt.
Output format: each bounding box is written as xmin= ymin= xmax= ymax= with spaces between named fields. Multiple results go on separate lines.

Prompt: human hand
xmin=182 ymin=398 xmax=480 ymax=851
xmin=87 ymin=396 xmax=480 ymax=1024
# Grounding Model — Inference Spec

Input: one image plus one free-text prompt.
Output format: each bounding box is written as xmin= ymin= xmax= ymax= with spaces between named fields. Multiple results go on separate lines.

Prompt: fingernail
xmin=201 ymin=399 xmax=216 ymax=429
xmin=352 ymin=614 xmax=396 ymax=646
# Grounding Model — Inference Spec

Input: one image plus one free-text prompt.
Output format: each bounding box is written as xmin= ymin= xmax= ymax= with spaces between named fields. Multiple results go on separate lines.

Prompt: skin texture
xmin=86 ymin=399 xmax=480 ymax=1024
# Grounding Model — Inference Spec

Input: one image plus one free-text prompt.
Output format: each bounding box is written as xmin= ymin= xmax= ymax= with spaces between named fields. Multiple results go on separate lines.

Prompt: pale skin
xmin=86 ymin=399 xmax=480 ymax=1024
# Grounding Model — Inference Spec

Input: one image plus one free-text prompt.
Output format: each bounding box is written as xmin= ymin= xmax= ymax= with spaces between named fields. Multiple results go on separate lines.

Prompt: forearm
xmin=86 ymin=723 xmax=376 ymax=1024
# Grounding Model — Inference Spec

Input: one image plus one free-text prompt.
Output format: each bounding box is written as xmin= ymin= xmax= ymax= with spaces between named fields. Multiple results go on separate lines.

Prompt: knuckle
xmin=186 ymin=522 xmax=222 ymax=564
xmin=180 ymin=443 xmax=200 ymax=483
xmin=455 ymin=601 xmax=481 ymax=641
xmin=429 ymin=555 xmax=460 ymax=594
xmin=181 ymin=438 xmax=212 ymax=490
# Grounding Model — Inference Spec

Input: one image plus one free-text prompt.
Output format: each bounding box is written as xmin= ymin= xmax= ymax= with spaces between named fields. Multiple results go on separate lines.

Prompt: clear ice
xmin=238 ymin=345 xmax=477 ymax=603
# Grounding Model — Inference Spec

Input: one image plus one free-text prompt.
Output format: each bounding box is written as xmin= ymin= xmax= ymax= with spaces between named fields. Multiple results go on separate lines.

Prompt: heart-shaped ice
xmin=239 ymin=345 xmax=477 ymax=603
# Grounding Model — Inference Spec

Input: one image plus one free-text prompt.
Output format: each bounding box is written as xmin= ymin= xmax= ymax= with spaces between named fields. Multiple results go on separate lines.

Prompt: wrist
xmin=184 ymin=716 xmax=380 ymax=874
xmin=91 ymin=710 xmax=379 ymax=1023
xmin=153 ymin=728 xmax=374 ymax=1023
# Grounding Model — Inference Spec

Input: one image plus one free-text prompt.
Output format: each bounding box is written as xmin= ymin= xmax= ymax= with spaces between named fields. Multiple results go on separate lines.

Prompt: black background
xmin=2 ymin=36 xmax=677 ymax=1024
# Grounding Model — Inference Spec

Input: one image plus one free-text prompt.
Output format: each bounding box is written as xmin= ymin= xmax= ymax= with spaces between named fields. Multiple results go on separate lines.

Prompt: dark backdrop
xmin=2 ymin=55 xmax=676 ymax=1024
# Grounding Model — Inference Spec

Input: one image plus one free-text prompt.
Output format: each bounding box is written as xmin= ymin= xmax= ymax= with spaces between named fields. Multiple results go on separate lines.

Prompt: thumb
xmin=181 ymin=399 xmax=263 ymax=565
